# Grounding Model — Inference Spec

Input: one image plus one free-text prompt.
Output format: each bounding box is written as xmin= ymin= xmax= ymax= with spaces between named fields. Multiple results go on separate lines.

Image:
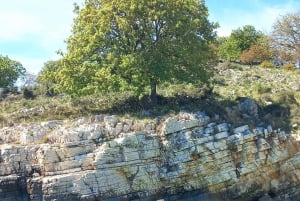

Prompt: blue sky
xmin=0 ymin=0 xmax=299 ymax=74
xmin=206 ymin=0 xmax=300 ymax=36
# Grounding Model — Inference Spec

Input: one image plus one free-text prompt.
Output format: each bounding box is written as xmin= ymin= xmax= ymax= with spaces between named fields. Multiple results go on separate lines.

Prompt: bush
xmin=283 ymin=63 xmax=295 ymax=71
xmin=0 ymin=88 xmax=9 ymax=98
xmin=22 ymin=88 xmax=35 ymax=99
xmin=260 ymin=61 xmax=274 ymax=68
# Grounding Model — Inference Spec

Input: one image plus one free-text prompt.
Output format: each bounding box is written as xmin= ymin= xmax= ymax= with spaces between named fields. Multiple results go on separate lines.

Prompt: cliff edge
xmin=0 ymin=110 xmax=299 ymax=201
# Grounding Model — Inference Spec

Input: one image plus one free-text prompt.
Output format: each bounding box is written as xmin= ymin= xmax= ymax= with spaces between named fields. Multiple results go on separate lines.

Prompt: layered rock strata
xmin=0 ymin=112 xmax=299 ymax=201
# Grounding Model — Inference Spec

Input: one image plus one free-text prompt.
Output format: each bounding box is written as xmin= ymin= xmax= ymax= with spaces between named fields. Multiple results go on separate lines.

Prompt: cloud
xmin=210 ymin=0 xmax=300 ymax=36
xmin=0 ymin=11 xmax=41 ymax=41
xmin=0 ymin=0 xmax=84 ymax=73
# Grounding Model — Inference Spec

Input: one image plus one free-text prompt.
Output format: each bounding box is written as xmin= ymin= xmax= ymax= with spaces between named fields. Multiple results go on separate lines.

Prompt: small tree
xmin=240 ymin=36 xmax=273 ymax=65
xmin=218 ymin=37 xmax=241 ymax=61
xmin=0 ymin=55 xmax=25 ymax=89
xmin=59 ymin=0 xmax=217 ymax=104
xmin=37 ymin=60 xmax=61 ymax=96
xmin=271 ymin=12 xmax=300 ymax=64
xmin=23 ymin=73 xmax=37 ymax=88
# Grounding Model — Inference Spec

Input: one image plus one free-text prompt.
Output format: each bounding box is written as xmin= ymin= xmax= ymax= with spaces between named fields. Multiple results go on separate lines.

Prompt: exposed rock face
xmin=238 ymin=98 xmax=258 ymax=118
xmin=0 ymin=112 xmax=299 ymax=201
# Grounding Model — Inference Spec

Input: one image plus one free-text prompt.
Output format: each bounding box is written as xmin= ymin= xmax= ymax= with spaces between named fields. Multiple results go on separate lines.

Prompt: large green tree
xmin=0 ymin=55 xmax=25 ymax=88
xmin=59 ymin=0 xmax=217 ymax=103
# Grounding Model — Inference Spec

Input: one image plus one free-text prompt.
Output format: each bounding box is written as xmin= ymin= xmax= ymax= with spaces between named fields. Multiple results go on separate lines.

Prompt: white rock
xmin=233 ymin=125 xmax=249 ymax=134
xmin=214 ymin=132 xmax=229 ymax=140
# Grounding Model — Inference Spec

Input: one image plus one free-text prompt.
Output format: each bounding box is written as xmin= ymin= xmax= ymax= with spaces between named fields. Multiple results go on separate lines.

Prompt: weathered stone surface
xmin=214 ymin=132 xmax=229 ymax=141
xmin=238 ymin=98 xmax=258 ymax=118
xmin=233 ymin=125 xmax=249 ymax=134
xmin=216 ymin=123 xmax=229 ymax=132
xmin=0 ymin=112 xmax=299 ymax=201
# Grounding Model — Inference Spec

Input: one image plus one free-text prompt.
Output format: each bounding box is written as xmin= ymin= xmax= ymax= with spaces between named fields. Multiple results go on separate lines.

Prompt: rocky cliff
xmin=0 ymin=110 xmax=299 ymax=201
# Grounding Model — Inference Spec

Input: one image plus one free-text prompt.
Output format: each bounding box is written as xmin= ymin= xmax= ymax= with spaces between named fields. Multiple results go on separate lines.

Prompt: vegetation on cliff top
xmin=1 ymin=63 xmax=300 ymax=133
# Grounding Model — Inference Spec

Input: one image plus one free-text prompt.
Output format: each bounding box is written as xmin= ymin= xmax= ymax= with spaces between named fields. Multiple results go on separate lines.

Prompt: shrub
xmin=283 ymin=63 xmax=295 ymax=71
xmin=240 ymin=44 xmax=272 ymax=65
xmin=260 ymin=61 xmax=274 ymax=68
xmin=22 ymin=88 xmax=35 ymax=99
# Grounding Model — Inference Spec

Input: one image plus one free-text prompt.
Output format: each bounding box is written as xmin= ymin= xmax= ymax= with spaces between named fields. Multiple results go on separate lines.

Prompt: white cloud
xmin=0 ymin=0 xmax=84 ymax=73
xmin=0 ymin=11 xmax=41 ymax=41
xmin=214 ymin=1 xmax=300 ymax=36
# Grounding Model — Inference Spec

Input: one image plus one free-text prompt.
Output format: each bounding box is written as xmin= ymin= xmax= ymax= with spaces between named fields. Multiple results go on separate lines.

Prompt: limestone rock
xmin=238 ymin=98 xmax=258 ymax=118
xmin=0 ymin=112 xmax=298 ymax=201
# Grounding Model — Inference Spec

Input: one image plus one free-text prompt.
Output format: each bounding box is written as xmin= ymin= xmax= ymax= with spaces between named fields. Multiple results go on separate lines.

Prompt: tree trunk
xmin=150 ymin=82 xmax=157 ymax=106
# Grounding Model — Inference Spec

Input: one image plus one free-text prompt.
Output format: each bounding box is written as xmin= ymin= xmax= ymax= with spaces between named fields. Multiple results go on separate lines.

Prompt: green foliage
xmin=217 ymin=37 xmax=241 ymax=61
xmin=37 ymin=60 xmax=61 ymax=96
xmin=283 ymin=63 xmax=295 ymax=71
xmin=0 ymin=55 xmax=26 ymax=88
xmin=260 ymin=61 xmax=274 ymax=68
xmin=231 ymin=25 xmax=263 ymax=51
xmin=59 ymin=0 xmax=217 ymax=98
xmin=217 ymin=25 xmax=264 ymax=61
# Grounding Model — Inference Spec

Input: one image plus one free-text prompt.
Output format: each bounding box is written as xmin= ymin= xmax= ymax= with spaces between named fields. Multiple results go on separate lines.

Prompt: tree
xmin=217 ymin=25 xmax=263 ymax=61
xmin=231 ymin=25 xmax=263 ymax=51
xmin=59 ymin=0 xmax=217 ymax=103
xmin=271 ymin=12 xmax=300 ymax=64
xmin=217 ymin=37 xmax=241 ymax=61
xmin=23 ymin=73 xmax=38 ymax=88
xmin=37 ymin=60 xmax=61 ymax=96
xmin=0 ymin=55 xmax=25 ymax=88
xmin=240 ymin=36 xmax=273 ymax=65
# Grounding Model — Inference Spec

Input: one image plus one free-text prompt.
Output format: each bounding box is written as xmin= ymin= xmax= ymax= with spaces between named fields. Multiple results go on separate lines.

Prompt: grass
xmin=213 ymin=63 xmax=300 ymax=131
xmin=1 ymin=63 xmax=300 ymax=133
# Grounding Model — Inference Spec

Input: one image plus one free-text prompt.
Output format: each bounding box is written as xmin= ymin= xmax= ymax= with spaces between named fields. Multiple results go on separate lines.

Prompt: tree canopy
xmin=37 ymin=60 xmax=61 ymax=96
xmin=240 ymin=36 xmax=273 ymax=65
xmin=217 ymin=37 xmax=241 ymax=61
xmin=218 ymin=25 xmax=263 ymax=61
xmin=58 ymin=0 xmax=217 ymax=102
xmin=0 ymin=55 xmax=25 ymax=88
xmin=271 ymin=12 xmax=300 ymax=64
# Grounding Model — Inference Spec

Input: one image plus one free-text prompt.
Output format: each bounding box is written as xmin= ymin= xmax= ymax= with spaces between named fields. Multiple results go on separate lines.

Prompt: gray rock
xmin=238 ymin=98 xmax=258 ymax=118
xmin=233 ymin=125 xmax=249 ymax=134
xmin=104 ymin=115 xmax=118 ymax=127
xmin=267 ymin=125 xmax=273 ymax=133
xmin=204 ymin=127 xmax=215 ymax=135
xmin=216 ymin=123 xmax=229 ymax=132
xmin=278 ymin=131 xmax=287 ymax=142
xmin=0 ymin=112 xmax=298 ymax=201
xmin=214 ymin=132 xmax=229 ymax=141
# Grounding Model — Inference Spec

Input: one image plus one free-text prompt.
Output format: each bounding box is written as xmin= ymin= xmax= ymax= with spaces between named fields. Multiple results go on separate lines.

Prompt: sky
xmin=0 ymin=0 xmax=300 ymax=75
xmin=206 ymin=0 xmax=300 ymax=36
